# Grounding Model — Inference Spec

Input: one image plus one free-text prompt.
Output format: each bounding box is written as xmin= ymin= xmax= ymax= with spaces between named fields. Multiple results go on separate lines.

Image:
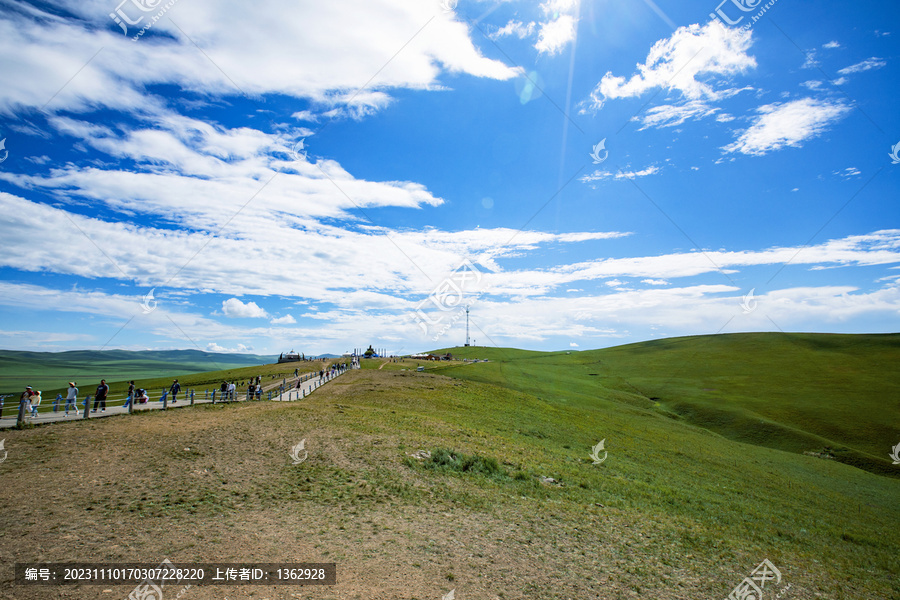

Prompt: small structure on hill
xmin=278 ymin=350 xmax=304 ymax=363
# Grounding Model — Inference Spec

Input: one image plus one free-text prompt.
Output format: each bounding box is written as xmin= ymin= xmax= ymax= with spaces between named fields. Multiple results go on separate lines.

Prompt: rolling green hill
xmin=1 ymin=336 xmax=898 ymax=597
xmin=425 ymin=332 xmax=900 ymax=476
xmin=0 ymin=348 xmax=277 ymax=393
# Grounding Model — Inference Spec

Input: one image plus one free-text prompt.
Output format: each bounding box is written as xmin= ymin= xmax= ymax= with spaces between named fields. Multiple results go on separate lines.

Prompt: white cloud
xmin=223 ymin=298 xmax=269 ymax=319
xmin=535 ymin=14 xmax=577 ymax=55
xmin=532 ymin=0 xmax=580 ymax=55
xmin=0 ymin=228 xmax=898 ymax=351
xmin=569 ymin=342 xmax=579 ymax=347
xmin=0 ymin=191 xmax=629 ymax=301
xmin=835 ymin=167 xmax=861 ymax=178
xmin=0 ymin=0 xmax=520 ymax=117
xmin=206 ymin=342 xmax=254 ymax=353
xmin=642 ymin=279 xmax=669 ymax=286
xmin=581 ymin=166 xmax=660 ymax=183
xmin=638 ymin=100 xmax=719 ymax=129
xmin=801 ymin=80 xmax=823 ymax=90
xmin=723 ymin=98 xmax=850 ymax=156
xmin=801 ymin=50 xmax=819 ymax=69
xmin=291 ymin=110 xmax=319 ymax=122
xmin=0 ymin=114 xmax=446 ymax=232
xmin=837 ymin=57 xmax=886 ymax=75
xmin=589 ymin=22 xmax=756 ymax=108
xmin=490 ymin=21 xmax=536 ymax=40
xmin=271 ymin=314 xmax=297 ymax=324
xmin=823 ymin=41 xmax=841 ymax=49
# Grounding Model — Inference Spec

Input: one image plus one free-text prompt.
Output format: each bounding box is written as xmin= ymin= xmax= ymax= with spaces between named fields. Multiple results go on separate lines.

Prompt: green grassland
xmin=0 ymin=351 xmax=348 ymax=411
xmin=365 ymin=334 xmax=898 ymax=596
xmin=0 ymin=334 xmax=896 ymax=598
xmin=421 ymin=332 xmax=900 ymax=476
xmin=0 ymin=349 xmax=277 ymax=395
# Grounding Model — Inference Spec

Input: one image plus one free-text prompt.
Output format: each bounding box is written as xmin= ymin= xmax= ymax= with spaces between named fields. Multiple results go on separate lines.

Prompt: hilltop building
xmin=277 ymin=350 xmax=304 ymax=363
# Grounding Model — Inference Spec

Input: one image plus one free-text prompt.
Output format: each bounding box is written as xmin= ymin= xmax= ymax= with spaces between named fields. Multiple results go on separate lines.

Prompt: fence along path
xmin=0 ymin=364 xmax=355 ymax=430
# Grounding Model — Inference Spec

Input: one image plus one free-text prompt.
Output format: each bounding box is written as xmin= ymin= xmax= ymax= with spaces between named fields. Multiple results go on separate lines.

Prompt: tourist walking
xmin=124 ymin=381 xmax=135 ymax=410
xmin=20 ymin=386 xmax=35 ymax=417
xmin=92 ymin=379 xmax=109 ymax=412
xmin=65 ymin=382 xmax=78 ymax=416
xmin=29 ymin=390 xmax=41 ymax=417
xmin=170 ymin=379 xmax=181 ymax=404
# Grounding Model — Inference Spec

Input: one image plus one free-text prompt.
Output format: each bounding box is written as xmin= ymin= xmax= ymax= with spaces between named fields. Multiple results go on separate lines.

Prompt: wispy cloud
xmin=837 ymin=57 xmax=886 ymax=75
xmin=581 ymin=166 xmax=660 ymax=183
xmin=490 ymin=20 xmax=536 ymax=41
xmin=637 ymin=100 xmax=719 ymax=129
xmin=723 ymin=98 xmax=850 ymax=156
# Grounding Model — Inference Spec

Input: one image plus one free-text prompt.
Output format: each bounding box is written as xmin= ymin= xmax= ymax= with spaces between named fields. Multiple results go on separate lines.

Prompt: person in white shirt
xmin=65 ymin=382 xmax=78 ymax=416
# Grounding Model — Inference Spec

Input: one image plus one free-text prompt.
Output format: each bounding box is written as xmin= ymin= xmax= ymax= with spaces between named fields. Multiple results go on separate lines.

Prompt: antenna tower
xmin=465 ymin=305 xmax=470 ymax=346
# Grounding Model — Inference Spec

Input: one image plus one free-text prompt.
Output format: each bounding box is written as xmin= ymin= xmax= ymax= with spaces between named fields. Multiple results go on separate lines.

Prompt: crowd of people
xmin=3 ymin=361 xmax=356 ymax=422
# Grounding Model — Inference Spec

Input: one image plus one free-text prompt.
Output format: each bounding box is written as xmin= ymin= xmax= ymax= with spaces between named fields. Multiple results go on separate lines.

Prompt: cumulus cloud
xmin=223 ymin=298 xmax=269 ymax=319
xmin=535 ymin=14 xmax=577 ymax=55
xmin=534 ymin=0 xmax=579 ymax=55
xmin=589 ymin=21 xmax=756 ymax=109
xmin=271 ymin=314 xmax=297 ymax=324
xmin=723 ymin=98 xmax=850 ymax=156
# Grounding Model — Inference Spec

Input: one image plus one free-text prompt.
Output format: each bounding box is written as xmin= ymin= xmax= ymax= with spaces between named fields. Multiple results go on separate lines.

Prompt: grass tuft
xmin=419 ymin=447 xmax=508 ymax=479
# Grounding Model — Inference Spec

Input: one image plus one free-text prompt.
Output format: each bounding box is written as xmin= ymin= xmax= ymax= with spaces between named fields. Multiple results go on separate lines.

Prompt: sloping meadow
xmin=0 ymin=355 xmax=896 ymax=599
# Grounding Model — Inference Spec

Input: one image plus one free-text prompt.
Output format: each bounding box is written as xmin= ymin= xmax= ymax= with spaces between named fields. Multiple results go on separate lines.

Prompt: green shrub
xmin=421 ymin=447 xmax=507 ymax=479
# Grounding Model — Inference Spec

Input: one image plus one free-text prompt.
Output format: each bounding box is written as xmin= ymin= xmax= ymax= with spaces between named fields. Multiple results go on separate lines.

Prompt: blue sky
xmin=0 ymin=0 xmax=898 ymax=356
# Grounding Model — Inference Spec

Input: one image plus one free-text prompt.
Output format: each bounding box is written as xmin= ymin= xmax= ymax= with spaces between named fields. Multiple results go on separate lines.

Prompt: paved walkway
xmin=0 ymin=367 xmax=355 ymax=429
xmin=271 ymin=367 xmax=350 ymax=401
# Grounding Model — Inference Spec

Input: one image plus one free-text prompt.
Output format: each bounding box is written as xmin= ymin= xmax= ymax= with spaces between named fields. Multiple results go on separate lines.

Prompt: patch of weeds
xmin=420 ymin=447 xmax=508 ymax=480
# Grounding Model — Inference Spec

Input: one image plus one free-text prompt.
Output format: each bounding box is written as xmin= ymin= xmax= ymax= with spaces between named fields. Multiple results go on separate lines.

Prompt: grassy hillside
xmin=0 ymin=358 xmax=896 ymax=599
xmin=0 ymin=349 xmax=277 ymax=394
xmin=1 ymin=356 xmax=341 ymax=411
xmin=429 ymin=333 xmax=900 ymax=476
